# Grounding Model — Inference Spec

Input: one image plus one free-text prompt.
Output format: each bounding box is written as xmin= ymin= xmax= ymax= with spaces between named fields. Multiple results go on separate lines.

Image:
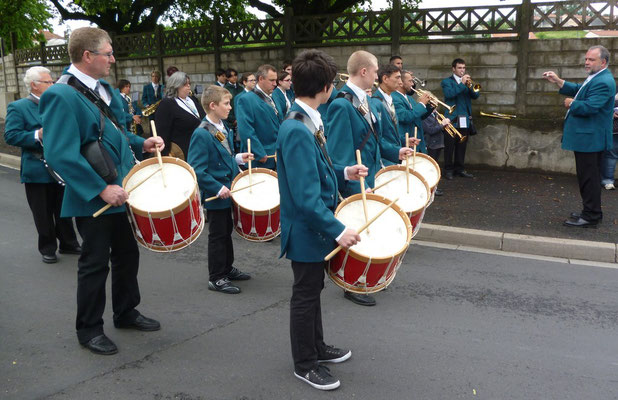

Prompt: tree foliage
xmin=247 ymin=0 xmax=421 ymax=18
xmin=0 ymin=0 xmax=52 ymax=51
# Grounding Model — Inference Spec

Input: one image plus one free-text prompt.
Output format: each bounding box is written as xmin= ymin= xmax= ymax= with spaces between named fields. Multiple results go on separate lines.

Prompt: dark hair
xmin=277 ymin=70 xmax=290 ymax=83
xmin=255 ymin=64 xmax=277 ymax=80
xmin=240 ymin=73 xmax=255 ymax=84
xmin=166 ymin=66 xmax=179 ymax=77
xmin=225 ymin=68 xmax=238 ymax=78
xmin=377 ymin=64 xmax=401 ymax=84
xmin=291 ymin=50 xmax=337 ymax=98
xmin=389 ymin=55 xmax=402 ymax=63
xmin=452 ymin=58 xmax=466 ymax=68
xmin=215 ymin=68 xmax=226 ymax=77
xmin=282 ymin=60 xmax=293 ymax=70
xmin=116 ymin=79 xmax=131 ymax=91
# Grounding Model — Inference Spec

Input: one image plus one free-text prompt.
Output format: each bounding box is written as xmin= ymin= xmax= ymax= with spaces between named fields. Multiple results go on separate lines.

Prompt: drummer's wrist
xmin=217 ymin=185 xmax=226 ymax=197
xmin=343 ymin=167 xmax=350 ymax=181
xmin=335 ymin=227 xmax=347 ymax=242
xmin=235 ymin=153 xmax=245 ymax=165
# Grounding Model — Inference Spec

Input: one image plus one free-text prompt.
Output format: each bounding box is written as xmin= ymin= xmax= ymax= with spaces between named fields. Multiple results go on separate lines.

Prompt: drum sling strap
xmin=372 ymin=94 xmax=398 ymax=135
xmin=253 ymin=89 xmax=279 ymax=117
xmin=336 ymin=91 xmax=379 ymax=152
xmin=198 ymin=120 xmax=233 ymax=156
xmin=285 ymin=111 xmax=344 ymax=202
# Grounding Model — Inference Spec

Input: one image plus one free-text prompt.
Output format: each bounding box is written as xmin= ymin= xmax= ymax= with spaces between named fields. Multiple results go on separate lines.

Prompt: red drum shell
xmin=402 ymin=153 xmax=441 ymax=205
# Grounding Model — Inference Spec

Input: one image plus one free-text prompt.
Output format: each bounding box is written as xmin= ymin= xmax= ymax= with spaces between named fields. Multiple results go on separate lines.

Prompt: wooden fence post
xmin=284 ymin=7 xmax=294 ymax=61
xmin=155 ymin=26 xmax=165 ymax=83
xmin=391 ymin=0 xmax=402 ymax=56
xmin=515 ymin=0 xmax=532 ymax=117
xmin=10 ymin=32 xmax=19 ymax=97
xmin=213 ymin=14 xmax=222 ymax=73
xmin=39 ymin=41 xmax=47 ymax=65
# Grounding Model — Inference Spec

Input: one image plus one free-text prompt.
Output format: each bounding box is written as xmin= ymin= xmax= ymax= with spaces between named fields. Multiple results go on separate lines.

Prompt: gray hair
xmin=24 ymin=66 xmax=51 ymax=89
xmin=589 ymin=45 xmax=610 ymax=64
xmin=165 ymin=71 xmax=189 ymax=97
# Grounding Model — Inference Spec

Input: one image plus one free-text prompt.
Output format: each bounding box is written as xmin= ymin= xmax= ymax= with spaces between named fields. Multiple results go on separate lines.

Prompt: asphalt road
xmin=1 ymin=165 xmax=618 ymax=400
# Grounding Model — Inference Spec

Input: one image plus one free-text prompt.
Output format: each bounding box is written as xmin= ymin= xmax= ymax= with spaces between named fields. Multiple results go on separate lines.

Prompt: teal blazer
xmin=441 ymin=76 xmax=480 ymax=127
xmin=371 ymin=91 xmax=401 ymax=165
xmin=277 ymin=103 xmax=346 ymax=262
xmin=325 ymin=84 xmax=399 ymax=196
xmin=39 ymin=75 xmax=145 ymax=217
xmin=4 ymin=97 xmax=54 ymax=183
xmin=224 ymin=82 xmax=244 ymax=98
xmin=317 ymin=86 xmax=338 ymax=120
xmin=559 ymin=69 xmax=616 ymax=152
xmin=187 ymin=120 xmax=239 ymax=210
xmin=235 ymin=91 xmax=280 ymax=169
xmin=272 ymin=88 xmax=290 ymax=118
xmin=141 ymin=83 xmax=163 ymax=106
xmin=392 ymin=90 xmax=431 ymax=153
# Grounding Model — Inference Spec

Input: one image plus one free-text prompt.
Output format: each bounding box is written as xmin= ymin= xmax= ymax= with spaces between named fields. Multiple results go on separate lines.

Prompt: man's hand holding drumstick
xmin=335 ymin=163 xmax=369 ymax=248
xmin=217 ymin=152 xmax=254 ymax=199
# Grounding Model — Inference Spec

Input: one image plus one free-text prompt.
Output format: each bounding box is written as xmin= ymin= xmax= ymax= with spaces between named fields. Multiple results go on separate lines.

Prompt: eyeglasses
xmin=89 ymin=50 xmax=114 ymax=58
xmin=35 ymin=80 xmax=54 ymax=85
xmin=282 ymin=79 xmax=292 ymax=83
xmin=246 ymin=79 xmax=257 ymax=82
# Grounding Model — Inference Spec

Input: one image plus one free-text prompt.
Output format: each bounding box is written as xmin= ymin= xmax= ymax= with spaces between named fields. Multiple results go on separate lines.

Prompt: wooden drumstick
xmin=371 ymin=175 xmax=399 ymax=193
xmin=266 ymin=154 xmax=277 ymax=163
xmin=204 ymin=180 xmax=265 ymax=202
xmin=324 ymin=197 xmax=399 ymax=261
xmin=355 ymin=149 xmax=370 ymax=233
xmin=149 ymin=120 xmax=167 ymax=187
xmin=92 ymin=167 xmax=162 ymax=218
xmin=405 ymin=132 xmax=410 ymax=193
xmin=247 ymin=139 xmax=253 ymax=193
xmin=413 ymin=127 xmax=418 ymax=169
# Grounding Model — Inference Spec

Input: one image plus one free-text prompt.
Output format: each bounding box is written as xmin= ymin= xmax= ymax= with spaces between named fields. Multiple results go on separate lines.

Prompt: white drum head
xmin=232 ymin=172 xmax=280 ymax=212
xmin=126 ymin=163 xmax=195 ymax=213
xmin=374 ymin=169 xmax=428 ymax=213
xmin=402 ymin=156 xmax=439 ymax=189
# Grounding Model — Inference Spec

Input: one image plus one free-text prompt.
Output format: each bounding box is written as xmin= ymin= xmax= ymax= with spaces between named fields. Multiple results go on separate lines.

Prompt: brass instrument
xmin=142 ymin=99 xmax=161 ymax=117
xmin=435 ymin=111 xmax=466 ymax=143
xmin=480 ymin=111 xmax=516 ymax=120
xmin=465 ymin=77 xmax=481 ymax=93
xmin=411 ymin=87 xmax=456 ymax=114
xmin=412 ymin=76 xmax=426 ymax=88
xmin=127 ymin=97 xmax=138 ymax=135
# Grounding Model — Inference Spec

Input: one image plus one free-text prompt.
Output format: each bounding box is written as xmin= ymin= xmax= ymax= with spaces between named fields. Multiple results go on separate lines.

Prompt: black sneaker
xmin=208 ymin=277 xmax=241 ymax=294
xmin=318 ymin=345 xmax=352 ymax=364
xmin=294 ymin=365 xmax=340 ymax=391
xmin=227 ymin=267 xmax=251 ymax=281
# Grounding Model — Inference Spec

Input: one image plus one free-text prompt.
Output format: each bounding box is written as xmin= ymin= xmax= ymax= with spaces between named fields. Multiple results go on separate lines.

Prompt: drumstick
xmin=247 ymin=139 xmax=253 ymax=193
xmin=324 ymin=197 xmax=399 ymax=261
xmin=204 ymin=180 xmax=265 ymax=202
xmin=266 ymin=154 xmax=277 ymax=162
xmin=413 ymin=127 xmax=418 ymax=169
xmin=355 ymin=149 xmax=370 ymax=233
xmin=149 ymin=120 xmax=167 ymax=187
xmin=92 ymin=167 xmax=162 ymax=218
xmin=371 ymin=175 xmax=399 ymax=193
xmin=405 ymin=132 xmax=410 ymax=193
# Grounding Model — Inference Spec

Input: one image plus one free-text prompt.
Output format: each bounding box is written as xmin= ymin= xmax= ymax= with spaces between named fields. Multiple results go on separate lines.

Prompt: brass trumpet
xmin=142 ymin=99 xmax=161 ymax=117
xmin=412 ymin=76 xmax=426 ymax=88
xmin=465 ymin=78 xmax=481 ymax=93
xmin=480 ymin=111 xmax=516 ymax=120
xmin=411 ymin=87 xmax=456 ymax=114
xmin=435 ymin=111 xmax=466 ymax=143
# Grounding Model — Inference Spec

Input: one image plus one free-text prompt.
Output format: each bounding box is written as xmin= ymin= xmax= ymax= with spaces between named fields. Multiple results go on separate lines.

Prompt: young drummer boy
xmin=276 ymin=49 xmax=368 ymax=391
xmin=187 ymin=85 xmax=253 ymax=294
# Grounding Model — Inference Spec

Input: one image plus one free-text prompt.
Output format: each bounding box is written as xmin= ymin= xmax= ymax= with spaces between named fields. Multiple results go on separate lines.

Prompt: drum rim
xmin=230 ymin=167 xmax=280 ymax=215
xmin=374 ymin=165 xmax=430 ymax=215
xmin=402 ymin=152 xmax=441 ymax=189
xmin=333 ymin=193 xmax=412 ymax=263
xmin=122 ymin=156 xmax=199 ymax=218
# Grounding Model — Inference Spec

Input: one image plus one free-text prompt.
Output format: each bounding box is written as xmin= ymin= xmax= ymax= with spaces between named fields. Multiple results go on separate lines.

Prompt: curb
xmin=1 ymin=153 xmax=616 ymax=264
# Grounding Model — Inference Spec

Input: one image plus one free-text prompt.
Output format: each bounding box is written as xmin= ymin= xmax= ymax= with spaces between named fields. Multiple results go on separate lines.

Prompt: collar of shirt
xmin=245 ymin=88 xmax=251 ymax=92
xmin=453 ymin=74 xmax=462 ymax=84
xmin=584 ymin=67 xmax=606 ymax=86
xmin=206 ymin=115 xmax=226 ymax=132
xmin=175 ymin=96 xmax=198 ymax=117
xmin=294 ymin=99 xmax=323 ymax=132
xmin=67 ymin=64 xmax=99 ymax=92
xmin=345 ymin=81 xmax=368 ymax=104
xmin=377 ymin=88 xmax=393 ymax=106
xmin=30 ymin=93 xmax=40 ymax=100
xmin=255 ymin=85 xmax=273 ymax=100
xmin=152 ymin=82 xmax=158 ymax=89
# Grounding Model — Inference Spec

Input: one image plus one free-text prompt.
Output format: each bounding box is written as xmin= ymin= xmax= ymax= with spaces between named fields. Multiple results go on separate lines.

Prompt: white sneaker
xmin=604 ymin=183 xmax=615 ymax=190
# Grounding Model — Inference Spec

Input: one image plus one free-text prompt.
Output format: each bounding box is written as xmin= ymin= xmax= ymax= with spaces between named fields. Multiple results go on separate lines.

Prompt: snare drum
xmin=402 ymin=153 xmax=441 ymax=204
xmin=327 ymin=193 xmax=412 ymax=294
xmin=124 ymin=157 xmax=204 ymax=252
xmin=374 ymin=165 xmax=430 ymax=238
xmin=231 ymin=168 xmax=280 ymax=242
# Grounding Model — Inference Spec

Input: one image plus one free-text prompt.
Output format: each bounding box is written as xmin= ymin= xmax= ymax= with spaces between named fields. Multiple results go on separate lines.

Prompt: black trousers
xmin=574 ymin=151 xmax=604 ymax=221
xmin=427 ymin=147 xmax=442 ymax=164
xmin=207 ymin=208 xmax=234 ymax=282
xmin=290 ymin=260 xmax=328 ymax=374
xmin=443 ymin=128 xmax=469 ymax=173
xmin=74 ymin=213 xmax=140 ymax=344
xmin=24 ymin=182 xmax=79 ymax=256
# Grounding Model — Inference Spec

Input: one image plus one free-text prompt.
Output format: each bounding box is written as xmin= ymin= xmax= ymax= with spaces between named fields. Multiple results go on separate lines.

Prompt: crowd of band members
xmin=4 ymin=27 xmax=616 ymax=391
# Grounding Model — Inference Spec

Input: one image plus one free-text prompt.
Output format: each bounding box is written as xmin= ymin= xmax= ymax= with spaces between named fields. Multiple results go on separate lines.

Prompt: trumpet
xmin=337 ymin=73 xmax=379 ymax=87
xmin=435 ymin=111 xmax=466 ymax=143
xmin=142 ymin=99 xmax=161 ymax=117
xmin=411 ymin=87 xmax=456 ymax=114
xmin=480 ymin=111 xmax=516 ymax=120
xmin=412 ymin=76 xmax=426 ymax=88
xmin=464 ymin=77 xmax=481 ymax=93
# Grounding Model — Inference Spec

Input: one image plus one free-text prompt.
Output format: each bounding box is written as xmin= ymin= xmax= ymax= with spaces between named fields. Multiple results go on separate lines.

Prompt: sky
xmin=49 ymin=0 xmax=524 ymax=35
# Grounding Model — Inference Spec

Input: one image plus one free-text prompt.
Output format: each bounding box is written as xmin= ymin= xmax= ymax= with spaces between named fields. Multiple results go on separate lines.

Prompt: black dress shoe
xmin=82 ymin=334 xmax=118 ymax=355
xmin=59 ymin=246 xmax=82 ymax=255
xmin=570 ymin=212 xmax=581 ymax=219
xmin=227 ymin=266 xmax=251 ymax=281
xmin=344 ymin=291 xmax=376 ymax=306
xmin=434 ymin=188 xmax=444 ymax=196
xmin=114 ymin=314 xmax=161 ymax=331
xmin=563 ymin=217 xmax=599 ymax=228
xmin=455 ymin=170 xmax=474 ymax=178
xmin=42 ymin=254 xmax=58 ymax=264
xmin=444 ymin=171 xmax=454 ymax=180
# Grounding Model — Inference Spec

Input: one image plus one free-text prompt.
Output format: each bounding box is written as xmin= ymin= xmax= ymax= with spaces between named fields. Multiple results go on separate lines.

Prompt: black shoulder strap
xmin=337 ymin=89 xmax=379 ymax=152
xmin=198 ymin=120 xmax=232 ymax=155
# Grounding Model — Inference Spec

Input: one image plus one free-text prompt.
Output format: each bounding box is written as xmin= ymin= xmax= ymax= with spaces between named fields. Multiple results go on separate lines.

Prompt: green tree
xmin=0 ymin=0 xmax=52 ymax=51
xmin=247 ymin=0 xmax=420 ymax=17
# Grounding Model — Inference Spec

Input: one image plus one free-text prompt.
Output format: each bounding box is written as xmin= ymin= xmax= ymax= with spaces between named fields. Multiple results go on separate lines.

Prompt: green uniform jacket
xmin=4 ymin=97 xmax=54 ymax=183
xmin=141 ymin=83 xmax=164 ymax=107
xmin=39 ymin=74 xmax=145 ymax=217
xmin=441 ymin=76 xmax=480 ymax=128
xmin=392 ymin=90 xmax=431 ymax=153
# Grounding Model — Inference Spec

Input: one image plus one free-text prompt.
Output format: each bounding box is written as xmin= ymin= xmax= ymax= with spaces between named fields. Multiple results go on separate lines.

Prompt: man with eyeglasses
xmin=39 ymin=27 xmax=165 ymax=356
xmin=141 ymin=70 xmax=164 ymax=107
xmin=5 ymin=66 xmax=81 ymax=265
xmin=236 ymin=64 xmax=280 ymax=170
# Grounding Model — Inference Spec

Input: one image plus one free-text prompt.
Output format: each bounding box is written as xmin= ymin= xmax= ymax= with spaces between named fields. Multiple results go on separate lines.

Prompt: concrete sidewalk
xmin=2 ymin=152 xmax=615 ymax=264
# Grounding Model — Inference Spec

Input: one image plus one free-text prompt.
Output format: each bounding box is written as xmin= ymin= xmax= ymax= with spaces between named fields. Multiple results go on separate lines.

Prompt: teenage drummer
xmin=187 ymin=85 xmax=253 ymax=294
xmin=276 ymin=49 xmax=368 ymax=391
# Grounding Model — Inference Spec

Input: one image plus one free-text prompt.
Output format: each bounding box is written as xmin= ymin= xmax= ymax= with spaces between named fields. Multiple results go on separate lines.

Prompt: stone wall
xmin=2 ymin=37 xmax=617 ymax=175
